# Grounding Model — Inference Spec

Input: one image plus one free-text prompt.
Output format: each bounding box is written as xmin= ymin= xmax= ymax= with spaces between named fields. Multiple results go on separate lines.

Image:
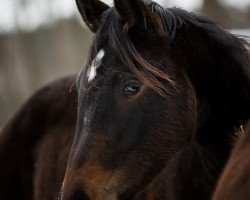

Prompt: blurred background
xmin=0 ymin=0 xmax=250 ymax=125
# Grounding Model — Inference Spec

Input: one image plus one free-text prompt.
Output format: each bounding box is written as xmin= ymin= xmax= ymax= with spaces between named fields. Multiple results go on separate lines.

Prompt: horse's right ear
xmin=76 ymin=0 xmax=110 ymax=32
xmin=114 ymin=0 xmax=166 ymax=35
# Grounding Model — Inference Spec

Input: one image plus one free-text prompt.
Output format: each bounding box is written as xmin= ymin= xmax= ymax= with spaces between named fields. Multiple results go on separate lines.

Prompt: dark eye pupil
xmin=124 ymin=82 xmax=140 ymax=93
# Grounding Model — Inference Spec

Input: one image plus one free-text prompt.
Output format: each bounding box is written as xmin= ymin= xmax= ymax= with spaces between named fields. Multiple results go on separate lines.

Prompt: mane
xmin=81 ymin=1 xmax=249 ymax=94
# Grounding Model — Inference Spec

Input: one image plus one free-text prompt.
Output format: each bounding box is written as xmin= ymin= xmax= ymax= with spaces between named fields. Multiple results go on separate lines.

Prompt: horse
xmin=0 ymin=76 xmax=78 ymax=200
xmin=212 ymin=121 xmax=250 ymax=200
xmin=0 ymin=0 xmax=249 ymax=199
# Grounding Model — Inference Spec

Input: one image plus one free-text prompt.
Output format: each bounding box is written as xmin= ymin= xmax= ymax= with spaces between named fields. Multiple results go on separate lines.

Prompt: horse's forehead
xmin=86 ymin=49 xmax=105 ymax=83
xmin=86 ymin=46 xmax=130 ymax=82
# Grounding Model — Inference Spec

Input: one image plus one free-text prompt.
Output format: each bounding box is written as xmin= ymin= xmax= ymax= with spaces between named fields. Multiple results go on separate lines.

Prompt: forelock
xmin=82 ymin=7 xmax=175 ymax=94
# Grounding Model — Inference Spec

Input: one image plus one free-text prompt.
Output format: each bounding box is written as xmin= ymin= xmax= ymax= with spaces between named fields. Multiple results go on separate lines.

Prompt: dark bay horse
xmin=0 ymin=76 xmax=78 ymax=200
xmin=0 ymin=0 xmax=250 ymax=200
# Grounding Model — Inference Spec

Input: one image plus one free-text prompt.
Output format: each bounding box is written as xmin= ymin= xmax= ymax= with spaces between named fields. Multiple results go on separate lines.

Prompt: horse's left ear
xmin=76 ymin=0 xmax=110 ymax=32
xmin=114 ymin=0 xmax=166 ymax=35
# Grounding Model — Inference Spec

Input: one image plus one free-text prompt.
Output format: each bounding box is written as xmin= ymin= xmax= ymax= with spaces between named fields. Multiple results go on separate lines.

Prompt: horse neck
xmin=170 ymin=26 xmax=250 ymax=171
xmin=133 ymin=143 xmax=214 ymax=200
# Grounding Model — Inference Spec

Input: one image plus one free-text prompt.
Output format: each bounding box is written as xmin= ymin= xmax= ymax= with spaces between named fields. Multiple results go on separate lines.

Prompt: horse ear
xmin=114 ymin=0 xmax=166 ymax=35
xmin=76 ymin=0 xmax=110 ymax=32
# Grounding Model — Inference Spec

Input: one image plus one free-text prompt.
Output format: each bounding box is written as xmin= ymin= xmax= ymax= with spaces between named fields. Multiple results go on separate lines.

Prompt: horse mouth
xmin=61 ymin=162 xmax=130 ymax=200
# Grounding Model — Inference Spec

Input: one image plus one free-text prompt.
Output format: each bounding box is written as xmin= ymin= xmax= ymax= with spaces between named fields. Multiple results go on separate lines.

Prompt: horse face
xmin=61 ymin=1 xmax=197 ymax=199
xmin=63 ymin=47 xmax=196 ymax=200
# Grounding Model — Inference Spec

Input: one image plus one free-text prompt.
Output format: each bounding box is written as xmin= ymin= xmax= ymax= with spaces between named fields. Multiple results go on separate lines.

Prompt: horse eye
xmin=123 ymin=81 xmax=141 ymax=95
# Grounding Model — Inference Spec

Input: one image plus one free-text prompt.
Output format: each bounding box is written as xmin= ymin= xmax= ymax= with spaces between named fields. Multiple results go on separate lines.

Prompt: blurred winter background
xmin=0 ymin=0 xmax=250 ymax=125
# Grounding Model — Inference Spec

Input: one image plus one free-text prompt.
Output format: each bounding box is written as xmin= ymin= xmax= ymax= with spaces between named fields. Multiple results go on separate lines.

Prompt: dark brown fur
xmin=212 ymin=121 xmax=250 ymax=200
xmin=0 ymin=76 xmax=77 ymax=200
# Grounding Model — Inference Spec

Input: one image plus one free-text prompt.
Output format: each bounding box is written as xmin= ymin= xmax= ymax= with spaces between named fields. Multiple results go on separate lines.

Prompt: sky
xmin=0 ymin=0 xmax=250 ymax=33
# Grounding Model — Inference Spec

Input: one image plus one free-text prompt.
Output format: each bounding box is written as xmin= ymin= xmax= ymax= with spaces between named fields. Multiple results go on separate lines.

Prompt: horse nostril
xmin=66 ymin=189 xmax=90 ymax=200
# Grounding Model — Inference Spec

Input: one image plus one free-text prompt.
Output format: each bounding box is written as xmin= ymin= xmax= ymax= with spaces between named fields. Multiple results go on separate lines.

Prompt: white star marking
xmin=87 ymin=49 xmax=105 ymax=82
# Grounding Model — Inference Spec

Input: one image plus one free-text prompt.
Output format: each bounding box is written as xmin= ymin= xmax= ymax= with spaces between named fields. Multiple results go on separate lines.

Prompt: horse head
xmin=61 ymin=0 xmax=250 ymax=199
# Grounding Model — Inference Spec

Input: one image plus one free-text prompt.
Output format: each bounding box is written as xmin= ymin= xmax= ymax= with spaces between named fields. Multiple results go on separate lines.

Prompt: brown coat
xmin=213 ymin=121 xmax=250 ymax=200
